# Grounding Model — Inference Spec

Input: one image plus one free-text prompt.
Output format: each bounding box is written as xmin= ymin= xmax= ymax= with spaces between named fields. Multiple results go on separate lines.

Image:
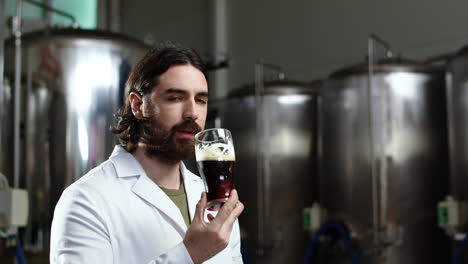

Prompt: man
xmin=50 ymin=44 xmax=244 ymax=263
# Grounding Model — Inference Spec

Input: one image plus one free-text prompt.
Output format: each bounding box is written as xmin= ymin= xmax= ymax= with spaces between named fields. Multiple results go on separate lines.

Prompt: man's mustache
xmin=172 ymin=120 xmax=202 ymax=134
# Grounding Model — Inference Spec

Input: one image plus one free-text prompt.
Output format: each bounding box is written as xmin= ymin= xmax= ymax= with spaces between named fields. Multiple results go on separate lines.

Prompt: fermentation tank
xmin=318 ymin=59 xmax=450 ymax=263
xmin=446 ymin=45 xmax=468 ymax=262
xmin=3 ymin=28 xmax=148 ymax=255
xmin=208 ymin=80 xmax=319 ymax=264
xmin=446 ymin=46 xmax=468 ymax=205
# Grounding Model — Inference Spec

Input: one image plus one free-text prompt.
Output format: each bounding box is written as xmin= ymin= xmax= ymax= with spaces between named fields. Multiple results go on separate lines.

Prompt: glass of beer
xmin=195 ymin=128 xmax=236 ymax=205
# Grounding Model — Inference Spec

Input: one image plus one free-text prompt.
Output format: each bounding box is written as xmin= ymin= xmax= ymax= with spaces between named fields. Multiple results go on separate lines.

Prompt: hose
xmin=451 ymin=234 xmax=468 ymax=264
xmin=9 ymin=234 xmax=27 ymax=264
xmin=303 ymin=222 xmax=359 ymax=264
xmin=15 ymin=243 xmax=27 ymax=264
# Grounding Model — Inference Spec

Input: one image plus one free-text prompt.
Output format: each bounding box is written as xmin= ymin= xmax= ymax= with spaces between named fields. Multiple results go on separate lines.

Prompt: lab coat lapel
xmin=181 ymin=166 xmax=204 ymax=221
xmin=131 ymin=174 xmax=188 ymax=233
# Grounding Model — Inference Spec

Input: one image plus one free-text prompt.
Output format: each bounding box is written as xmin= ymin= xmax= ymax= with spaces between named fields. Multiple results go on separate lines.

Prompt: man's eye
xmin=168 ymin=97 xmax=181 ymax=101
xmin=196 ymin=98 xmax=208 ymax=104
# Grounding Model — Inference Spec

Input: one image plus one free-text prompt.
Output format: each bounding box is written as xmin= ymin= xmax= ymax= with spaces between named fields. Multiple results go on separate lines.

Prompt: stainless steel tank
xmin=446 ymin=45 xmax=468 ymax=263
xmin=318 ymin=59 xmax=450 ymax=263
xmin=447 ymin=47 xmax=468 ymax=203
xmin=207 ymin=80 xmax=319 ymax=264
xmin=0 ymin=77 xmax=13 ymax=185
xmin=3 ymin=28 xmax=148 ymax=255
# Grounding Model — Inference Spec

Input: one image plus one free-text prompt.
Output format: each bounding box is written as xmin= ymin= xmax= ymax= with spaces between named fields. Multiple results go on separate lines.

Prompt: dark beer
xmin=197 ymin=160 xmax=236 ymax=203
xmin=194 ymin=129 xmax=236 ymax=206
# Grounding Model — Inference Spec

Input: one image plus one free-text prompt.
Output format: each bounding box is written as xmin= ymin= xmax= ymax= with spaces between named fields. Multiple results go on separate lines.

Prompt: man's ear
xmin=129 ymin=92 xmax=144 ymax=119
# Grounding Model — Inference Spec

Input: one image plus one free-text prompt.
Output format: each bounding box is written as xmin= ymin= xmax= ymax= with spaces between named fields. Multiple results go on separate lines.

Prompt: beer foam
xmin=196 ymin=143 xmax=235 ymax=161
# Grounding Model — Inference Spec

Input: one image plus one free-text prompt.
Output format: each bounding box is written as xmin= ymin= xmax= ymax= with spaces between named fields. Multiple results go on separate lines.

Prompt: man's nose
xmin=183 ymin=100 xmax=199 ymax=120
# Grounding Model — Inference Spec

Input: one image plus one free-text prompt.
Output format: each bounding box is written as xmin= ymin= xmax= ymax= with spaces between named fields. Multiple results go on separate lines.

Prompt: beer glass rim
xmin=194 ymin=128 xmax=232 ymax=143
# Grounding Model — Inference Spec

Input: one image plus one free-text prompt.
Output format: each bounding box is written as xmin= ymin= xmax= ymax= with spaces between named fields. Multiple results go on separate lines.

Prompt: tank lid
xmin=5 ymin=28 xmax=149 ymax=49
xmin=329 ymin=57 xmax=442 ymax=79
xmin=228 ymin=80 xmax=320 ymax=98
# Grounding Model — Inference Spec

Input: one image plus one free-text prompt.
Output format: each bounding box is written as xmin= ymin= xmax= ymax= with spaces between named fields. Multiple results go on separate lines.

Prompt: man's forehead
xmin=152 ymin=65 xmax=208 ymax=93
xmin=159 ymin=64 xmax=206 ymax=80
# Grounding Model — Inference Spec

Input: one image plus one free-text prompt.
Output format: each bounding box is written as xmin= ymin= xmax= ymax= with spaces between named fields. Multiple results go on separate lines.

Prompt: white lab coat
xmin=50 ymin=145 xmax=243 ymax=264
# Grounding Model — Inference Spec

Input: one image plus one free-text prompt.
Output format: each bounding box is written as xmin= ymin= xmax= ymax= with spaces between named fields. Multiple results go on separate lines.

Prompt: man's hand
xmin=183 ymin=189 xmax=244 ymax=264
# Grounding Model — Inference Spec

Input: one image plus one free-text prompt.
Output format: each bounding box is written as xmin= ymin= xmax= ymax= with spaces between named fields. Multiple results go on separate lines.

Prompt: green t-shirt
xmin=160 ymin=182 xmax=191 ymax=227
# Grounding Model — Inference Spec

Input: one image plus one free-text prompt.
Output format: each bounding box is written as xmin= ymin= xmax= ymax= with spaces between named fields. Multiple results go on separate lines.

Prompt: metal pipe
xmin=367 ymin=33 xmax=393 ymax=255
xmin=369 ymin=34 xmax=393 ymax=59
xmin=254 ymin=61 xmax=265 ymax=256
xmin=210 ymin=0 xmax=228 ymax=100
xmin=24 ymin=0 xmax=77 ymax=26
xmin=13 ymin=0 xmax=22 ymax=189
xmin=0 ymin=0 xmax=5 ymax=174
xmin=44 ymin=0 xmax=52 ymax=24
xmin=253 ymin=60 xmax=286 ymax=254
xmin=253 ymin=62 xmax=264 ymax=95
xmin=367 ymin=36 xmax=379 ymax=246
xmin=446 ymin=70 xmax=457 ymax=201
xmin=109 ymin=0 xmax=121 ymax=32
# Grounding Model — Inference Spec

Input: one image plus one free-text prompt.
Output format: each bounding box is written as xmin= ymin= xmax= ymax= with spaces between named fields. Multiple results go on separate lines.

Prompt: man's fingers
xmin=193 ymin=192 xmax=208 ymax=222
xmin=229 ymin=189 xmax=239 ymax=200
xmin=223 ymin=189 xmax=239 ymax=210
xmin=215 ymin=200 xmax=244 ymax=235
xmin=225 ymin=200 xmax=244 ymax=225
xmin=212 ymin=189 xmax=240 ymax=223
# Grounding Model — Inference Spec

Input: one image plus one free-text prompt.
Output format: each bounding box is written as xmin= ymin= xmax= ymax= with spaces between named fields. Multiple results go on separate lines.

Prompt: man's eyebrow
xmin=164 ymin=88 xmax=187 ymax=94
xmin=163 ymin=88 xmax=208 ymax=97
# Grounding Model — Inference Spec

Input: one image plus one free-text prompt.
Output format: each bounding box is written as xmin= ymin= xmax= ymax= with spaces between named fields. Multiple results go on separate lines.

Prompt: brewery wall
xmin=120 ymin=0 xmax=209 ymax=54
xmin=121 ymin=0 xmax=468 ymax=95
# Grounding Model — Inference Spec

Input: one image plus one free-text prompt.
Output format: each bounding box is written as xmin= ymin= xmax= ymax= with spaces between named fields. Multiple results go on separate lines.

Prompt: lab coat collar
xmin=109 ymin=145 xmax=202 ymax=234
xmin=109 ymin=145 xmax=146 ymax=178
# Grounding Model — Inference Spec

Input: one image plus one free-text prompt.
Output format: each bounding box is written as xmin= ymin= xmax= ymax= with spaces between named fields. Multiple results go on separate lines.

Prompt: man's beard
xmin=139 ymin=115 xmax=202 ymax=163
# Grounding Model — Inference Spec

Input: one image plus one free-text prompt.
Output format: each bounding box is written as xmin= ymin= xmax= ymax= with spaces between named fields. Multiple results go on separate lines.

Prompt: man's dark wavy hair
xmin=110 ymin=43 xmax=207 ymax=152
